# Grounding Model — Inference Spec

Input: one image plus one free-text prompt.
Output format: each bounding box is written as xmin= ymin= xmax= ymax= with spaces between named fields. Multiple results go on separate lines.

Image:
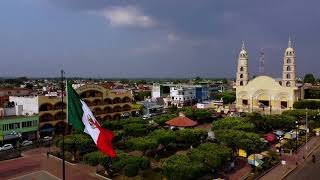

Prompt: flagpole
xmin=61 ymin=69 xmax=66 ymax=180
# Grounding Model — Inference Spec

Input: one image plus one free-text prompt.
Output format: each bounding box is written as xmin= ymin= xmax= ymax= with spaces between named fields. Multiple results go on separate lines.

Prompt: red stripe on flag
xmin=95 ymin=124 xmax=117 ymax=158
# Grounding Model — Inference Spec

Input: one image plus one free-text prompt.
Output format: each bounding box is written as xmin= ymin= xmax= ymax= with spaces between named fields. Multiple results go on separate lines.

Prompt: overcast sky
xmin=0 ymin=0 xmax=319 ymax=78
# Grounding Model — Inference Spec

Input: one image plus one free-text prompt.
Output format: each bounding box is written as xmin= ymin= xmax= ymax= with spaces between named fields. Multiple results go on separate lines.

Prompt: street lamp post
xmin=295 ymin=120 xmax=298 ymax=153
xmin=306 ymin=108 xmax=308 ymax=152
xmin=279 ymin=136 xmax=283 ymax=157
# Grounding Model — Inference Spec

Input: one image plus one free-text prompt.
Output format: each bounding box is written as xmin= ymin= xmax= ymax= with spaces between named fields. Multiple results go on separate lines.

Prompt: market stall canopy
xmin=248 ymin=154 xmax=264 ymax=167
xmin=274 ymin=130 xmax=284 ymax=136
xmin=264 ymin=133 xmax=277 ymax=142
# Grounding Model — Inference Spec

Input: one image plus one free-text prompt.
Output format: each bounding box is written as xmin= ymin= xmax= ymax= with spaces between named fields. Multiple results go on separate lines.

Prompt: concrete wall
xmin=9 ymin=96 xmax=39 ymax=115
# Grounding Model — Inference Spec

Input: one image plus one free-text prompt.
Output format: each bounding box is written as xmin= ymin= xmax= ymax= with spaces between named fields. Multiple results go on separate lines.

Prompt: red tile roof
xmin=165 ymin=116 xmax=198 ymax=127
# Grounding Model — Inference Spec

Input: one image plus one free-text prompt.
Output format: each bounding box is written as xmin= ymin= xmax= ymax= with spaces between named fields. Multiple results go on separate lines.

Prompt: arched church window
xmin=286 ymin=74 xmax=291 ymax=79
xmin=240 ymin=67 xmax=244 ymax=71
xmin=279 ymin=81 xmax=282 ymax=86
xmin=287 ymin=58 xmax=291 ymax=63
xmin=240 ymin=81 xmax=243 ymax=86
xmin=240 ymin=74 xmax=243 ymax=78
xmin=286 ymin=81 xmax=291 ymax=87
xmin=287 ymin=66 xmax=291 ymax=71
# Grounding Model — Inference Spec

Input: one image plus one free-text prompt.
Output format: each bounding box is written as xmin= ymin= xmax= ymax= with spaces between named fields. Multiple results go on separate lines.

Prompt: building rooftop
xmin=165 ymin=115 xmax=197 ymax=127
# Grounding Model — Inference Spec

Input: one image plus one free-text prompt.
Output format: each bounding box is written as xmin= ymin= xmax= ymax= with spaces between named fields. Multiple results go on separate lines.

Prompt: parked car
xmin=21 ymin=140 xmax=33 ymax=147
xmin=143 ymin=114 xmax=151 ymax=120
xmin=0 ymin=144 xmax=14 ymax=151
xmin=42 ymin=136 xmax=53 ymax=142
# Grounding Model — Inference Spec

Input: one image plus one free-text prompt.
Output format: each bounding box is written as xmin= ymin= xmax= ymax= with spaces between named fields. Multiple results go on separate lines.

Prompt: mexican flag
xmin=67 ymin=82 xmax=116 ymax=157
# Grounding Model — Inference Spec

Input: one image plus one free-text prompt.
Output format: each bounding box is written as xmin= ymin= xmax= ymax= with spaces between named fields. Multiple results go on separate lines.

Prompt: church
xmin=235 ymin=39 xmax=303 ymax=114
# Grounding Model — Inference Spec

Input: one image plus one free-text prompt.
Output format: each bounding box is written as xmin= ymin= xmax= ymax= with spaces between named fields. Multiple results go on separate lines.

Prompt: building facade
xmin=38 ymin=95 xmax=66 ymax=136
xmin=76 ymin=84 xmax=133 ymax=121
xmin=152 ymin=83 xmax=209 ymax=108
xmin=9 ymin=96 xmax=39 ymax=116
xmin=0 ymin=88 xmax=31 ymax=107
xmin=235 ymin=39 xmax=302 ymax=114
xmin=0 ymin=115 xmax=39 ymax=142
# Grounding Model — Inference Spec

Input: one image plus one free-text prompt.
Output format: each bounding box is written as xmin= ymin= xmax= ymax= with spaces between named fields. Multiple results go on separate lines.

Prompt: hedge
xmin=293 ymin=100 xmax=320 ymax=110
xmin=83 ymin=151 xmax=108 ymax=166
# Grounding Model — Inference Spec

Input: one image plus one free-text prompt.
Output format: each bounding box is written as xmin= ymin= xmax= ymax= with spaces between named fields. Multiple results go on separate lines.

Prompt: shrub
xmin=124 ymin=164 xmax=139 ymax=177
xmin=162 ymin=154 xmax=207 ymax=180
xmin=83 ymin=151 xmax=108 ymax=166
xmin=212 ymin=117 xmax=254 ymax=131
xmin=293 ymin=100 xmax=320 ymax=109
xmin=111 ymin=153 xmax=150 ymax=174
xmin=175 ymin=128 xmax=207 ymax=145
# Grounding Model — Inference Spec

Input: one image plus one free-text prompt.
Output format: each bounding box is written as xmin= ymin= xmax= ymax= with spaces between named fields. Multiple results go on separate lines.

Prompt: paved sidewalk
xmin=259 ymin=136 xmax=320 ymax=180
xmin=0 ymin=147 xmax=100 ymax=180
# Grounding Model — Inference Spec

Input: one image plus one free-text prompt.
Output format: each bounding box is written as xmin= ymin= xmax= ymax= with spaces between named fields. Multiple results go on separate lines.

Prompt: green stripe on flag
xmin=67 ymin=81 xmax=85 ymax=130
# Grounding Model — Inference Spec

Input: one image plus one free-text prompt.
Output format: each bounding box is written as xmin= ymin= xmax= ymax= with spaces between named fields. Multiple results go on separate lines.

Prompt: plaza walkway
xmin=0 ymin=147 xmax=100 ymax=180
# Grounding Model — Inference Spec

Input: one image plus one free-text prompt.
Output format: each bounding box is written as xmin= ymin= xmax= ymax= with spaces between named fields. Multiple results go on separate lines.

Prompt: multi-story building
xmin=152 ymin=83 xmax=209 ymax=108
xmin=76 ymin=84 xmax=133 ymax=121
xmin=38 ymin=95 xmax=66 ymax=136
xmin=38 ymin=84 xmax=134 ymax=136
xmin=0 ymin=115 xmax=39 ymax=142
xmin=0 ymin=88 xmax=31 ymax=107
xmin=9 ymin=96 xmax=39 ymax=116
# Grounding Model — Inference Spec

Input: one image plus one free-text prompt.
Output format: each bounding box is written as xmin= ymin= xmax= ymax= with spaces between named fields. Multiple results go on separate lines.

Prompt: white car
xmin=1 ymin=144 xmax=14 ymax=151
xmin=143 ymin=114 xmax=151 ymax=120
xmin=21 ymin=140 xmax=33 ymax=147
xmin=43 ymin=136 xmax=53 ymax=141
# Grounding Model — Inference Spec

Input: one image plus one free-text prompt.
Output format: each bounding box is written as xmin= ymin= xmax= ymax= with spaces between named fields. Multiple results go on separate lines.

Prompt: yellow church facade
xmin=235 ymin=39 xmax=303 ymax=114
xmin=236 ymin=76 xmax=301 ymax=114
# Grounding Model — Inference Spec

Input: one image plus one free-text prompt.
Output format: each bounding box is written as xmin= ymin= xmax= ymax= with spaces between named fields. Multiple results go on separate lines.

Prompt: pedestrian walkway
xmin=259 ymin=136 xmax=320 ymax=180
xmin=0 ymin=147 xmax=100 ymax=180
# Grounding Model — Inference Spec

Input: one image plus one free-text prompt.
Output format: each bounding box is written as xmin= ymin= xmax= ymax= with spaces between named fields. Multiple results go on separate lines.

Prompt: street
xmin=285 ymin=144 xmax=320 ymax=180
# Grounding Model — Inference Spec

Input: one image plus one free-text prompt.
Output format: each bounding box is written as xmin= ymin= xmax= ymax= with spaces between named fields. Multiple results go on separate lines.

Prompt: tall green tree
xmin=304 ymin=73 xmax=316 ymax=84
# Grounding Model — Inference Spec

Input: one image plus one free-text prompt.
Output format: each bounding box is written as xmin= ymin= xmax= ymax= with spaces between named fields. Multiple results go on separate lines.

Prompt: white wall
xmin=9 ymin=96 xmax=39 ymax=115
xmin=152 ymin=84 xmax=161 ymax=98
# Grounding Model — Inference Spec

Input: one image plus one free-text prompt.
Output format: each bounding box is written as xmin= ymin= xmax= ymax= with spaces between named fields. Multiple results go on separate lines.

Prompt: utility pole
xmin=259 ymin=48 xmax=265 ymax=74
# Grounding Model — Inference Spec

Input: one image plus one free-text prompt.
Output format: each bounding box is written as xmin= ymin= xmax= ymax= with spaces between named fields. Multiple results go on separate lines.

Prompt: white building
xmin=9 ymin=96 xmax=39 ymax=115
xmin=0 ymin=105 xmax=23 ymax=117
xmin=152 ymin=83 xmax=208 ymax=108
xmin=169 ymin=86 xmax=196 ymax=107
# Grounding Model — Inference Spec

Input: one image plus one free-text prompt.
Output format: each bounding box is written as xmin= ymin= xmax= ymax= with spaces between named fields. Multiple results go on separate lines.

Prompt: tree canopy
xmin=163 ymin=143 xmax=232 ymax=180
xmin=212 ymin=117 xmax=254 ymax=131
xmin=303 ymin=73 xmax=317 ymax=84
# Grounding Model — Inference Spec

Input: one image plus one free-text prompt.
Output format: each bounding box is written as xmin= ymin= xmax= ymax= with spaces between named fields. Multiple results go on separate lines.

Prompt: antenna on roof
xmin=259 ymin=48 xmax=265 ymax=74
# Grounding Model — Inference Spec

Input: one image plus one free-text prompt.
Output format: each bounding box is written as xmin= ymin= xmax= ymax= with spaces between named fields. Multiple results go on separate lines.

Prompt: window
xmin=281 ymin=101 xmax=288 ymax=109
xmin=242 ymin=99 xmax=248 ymax=105
xmin=240 ymin=67 xmax=244 ymax=71
xmin=240 ymin=81 xmax=243 ymax=86
xmin=240 ymin=74 xmax=244 ymax=78
xmin=287 ymin=58 xmax=291 ymax=63
xmin=287 ymin=66 xmax=291 ymax=71
xmin=286 ymin=74 xmax=291 ymax=79
xmin=286 ymin=81 xmax=291 ymax=87
xmin=22 ymin=121 xmax=33 ymax=128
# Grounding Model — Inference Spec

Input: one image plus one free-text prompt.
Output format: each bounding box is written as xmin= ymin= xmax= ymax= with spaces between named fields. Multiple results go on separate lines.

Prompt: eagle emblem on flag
xmin=87 ymin=115 xmax=97 ymax=129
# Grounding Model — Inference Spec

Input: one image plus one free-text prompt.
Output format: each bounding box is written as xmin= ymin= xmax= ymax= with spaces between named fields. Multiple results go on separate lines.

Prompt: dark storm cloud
xmin=1 ymin=0 xmax=320 ymax=78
